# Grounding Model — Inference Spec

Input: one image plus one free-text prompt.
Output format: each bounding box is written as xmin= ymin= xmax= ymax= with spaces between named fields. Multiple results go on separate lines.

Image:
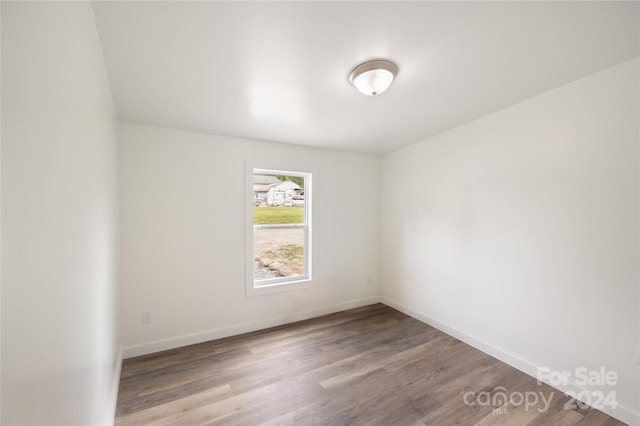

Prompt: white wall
xmin=118 ymin=123 xmax=380 ymax=356
xmin=1 ymin=2 xmax=119 ymax=424
xmin=380 ymin=59 xmax=639 ymax=424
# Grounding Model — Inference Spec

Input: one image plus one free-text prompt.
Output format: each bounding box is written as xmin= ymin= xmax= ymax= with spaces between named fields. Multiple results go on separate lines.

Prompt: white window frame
xmin=245 ymin=161 xmax=318 ymax=297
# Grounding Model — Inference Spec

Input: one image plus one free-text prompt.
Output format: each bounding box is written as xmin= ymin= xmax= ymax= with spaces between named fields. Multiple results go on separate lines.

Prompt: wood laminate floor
xmin=116 ymin=304 xmax=624 ymax=425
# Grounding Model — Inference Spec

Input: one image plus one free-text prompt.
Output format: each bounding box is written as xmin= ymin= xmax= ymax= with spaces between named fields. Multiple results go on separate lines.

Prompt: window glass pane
xmin=249 ymin=168 xmax=311 ymax=291
xmin=253 ymin=173 xmax=305 ymax=224
xmin=254 ymin=227 xmax=305 ymax=282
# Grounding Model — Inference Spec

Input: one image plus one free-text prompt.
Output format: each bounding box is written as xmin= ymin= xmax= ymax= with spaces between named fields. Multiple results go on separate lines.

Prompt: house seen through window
xmin=252 ymin=169 xmax=311 ymax=287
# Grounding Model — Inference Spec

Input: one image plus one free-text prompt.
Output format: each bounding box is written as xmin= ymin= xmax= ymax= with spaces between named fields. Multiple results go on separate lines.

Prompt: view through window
xmin=252 ymin=169 xmax=311 ymax=286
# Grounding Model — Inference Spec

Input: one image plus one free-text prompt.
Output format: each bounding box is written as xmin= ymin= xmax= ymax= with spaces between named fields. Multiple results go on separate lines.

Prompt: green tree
xmin=273 ymin=174 xmax=304 ymax=188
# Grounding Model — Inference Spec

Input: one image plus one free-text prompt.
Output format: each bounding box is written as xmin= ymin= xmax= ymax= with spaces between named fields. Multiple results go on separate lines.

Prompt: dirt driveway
xmin=254 ymin=228 xmax=304 ymax=275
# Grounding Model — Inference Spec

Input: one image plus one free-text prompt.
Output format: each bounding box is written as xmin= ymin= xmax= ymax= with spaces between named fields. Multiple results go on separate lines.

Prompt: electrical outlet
xmin=142 ymin=311 xmax=152 ymax=325
xmin=636 ymin=347 xmax=640 ymax=364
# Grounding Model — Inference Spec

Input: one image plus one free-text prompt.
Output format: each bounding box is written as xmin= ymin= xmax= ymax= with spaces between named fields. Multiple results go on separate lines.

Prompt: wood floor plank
xmin=116 ymin=304 xmax=625 ymax=426
xmin=151 ymin=383 xmax=279 ymax=426
xmin=116 ymin=384 xmax=232 ymax=426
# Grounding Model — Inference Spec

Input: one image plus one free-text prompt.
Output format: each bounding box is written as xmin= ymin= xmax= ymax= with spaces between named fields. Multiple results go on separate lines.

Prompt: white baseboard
xmin=379 ymin=296 xmax=639 ymax=426
xmin=122 ymin=296 xmax=380 ymax=359
xmin=106 ymin=349 xmax=123 ymax=425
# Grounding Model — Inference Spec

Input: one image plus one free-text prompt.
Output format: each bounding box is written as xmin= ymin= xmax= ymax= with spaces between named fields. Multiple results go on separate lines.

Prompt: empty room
xmin=2 ymin=1 xmax=639 ymax=425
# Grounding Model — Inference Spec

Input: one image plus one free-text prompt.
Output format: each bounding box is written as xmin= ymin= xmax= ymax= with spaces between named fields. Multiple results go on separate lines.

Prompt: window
xmin=246 ymin=164 xmax=315 ymax=295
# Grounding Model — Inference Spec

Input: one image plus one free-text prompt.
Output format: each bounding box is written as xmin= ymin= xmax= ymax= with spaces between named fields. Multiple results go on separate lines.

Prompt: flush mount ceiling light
xmin=349 ymin=59 xmax=398 ymax=96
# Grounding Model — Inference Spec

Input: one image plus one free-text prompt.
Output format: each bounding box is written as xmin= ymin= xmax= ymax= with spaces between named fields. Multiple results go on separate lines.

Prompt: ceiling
xmin=92 ymin=1 xmax=639 ymax=154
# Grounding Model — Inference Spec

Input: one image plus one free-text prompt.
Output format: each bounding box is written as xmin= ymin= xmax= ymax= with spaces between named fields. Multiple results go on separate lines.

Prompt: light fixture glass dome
xmin=349 ymin=60 xmax=398 ymax=96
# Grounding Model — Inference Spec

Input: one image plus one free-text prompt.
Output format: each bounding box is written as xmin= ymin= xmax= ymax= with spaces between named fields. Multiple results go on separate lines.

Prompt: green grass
xmin=263 ymin=244 xmax=304 ymax=264
xmin=261 ymin=244 xmax=304 ymax=275
xmin=253 ymin=207 xmax=304 ymax=224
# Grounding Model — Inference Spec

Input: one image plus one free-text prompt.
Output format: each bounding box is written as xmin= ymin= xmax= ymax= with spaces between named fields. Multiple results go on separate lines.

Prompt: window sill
xmin=246 ymin=277 xmax=321 ymax=297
